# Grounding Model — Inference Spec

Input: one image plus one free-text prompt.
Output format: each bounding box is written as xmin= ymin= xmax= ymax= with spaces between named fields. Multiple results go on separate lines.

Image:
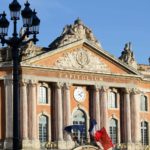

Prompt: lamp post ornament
xmin=0 ymin=0 xmax=40 ymax=149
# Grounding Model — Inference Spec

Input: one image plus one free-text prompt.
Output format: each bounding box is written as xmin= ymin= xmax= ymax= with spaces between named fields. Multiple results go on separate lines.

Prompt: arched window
xmin=72 ymin=109 xmax=86 ymax=143
xmin=141 ymin=121 xmax=149 ymax=145
xmin=39 ymin=86 xmax=48 ymax=104
xmin=108 ymin=92 xmax=117 ymax=108
xmin=39 ymin=115 xmax=48 ymax=143
xmin=109 ymin=118 xmax=118 ymax=144
xmin=140 ymin=95 xmax=148 ymax=111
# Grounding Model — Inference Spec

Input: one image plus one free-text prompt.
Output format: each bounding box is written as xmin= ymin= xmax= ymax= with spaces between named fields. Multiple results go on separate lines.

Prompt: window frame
xmin=140 ymin=95 xmax=148 ymax=112
xmin=141 ymin=121 xmax=149 ymax=145
xmin=38 ymin=82 xmax=50 ymax=105
xmin=108 ymin=91 xmax=117 ymax=109
xmin=39 ymin=115 xmax=48 ymax=143
xmin=109 ymin=118 xmax=118 ymax=144
xmin=72 ymin=109 xmax=87 ymax=144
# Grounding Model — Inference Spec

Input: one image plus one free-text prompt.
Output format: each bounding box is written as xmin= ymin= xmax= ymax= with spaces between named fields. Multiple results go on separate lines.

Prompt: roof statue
xmin=119 ymin=42 xmax=137 ymax=69
xmin=49 ymin=18 xmax=101 ymax=49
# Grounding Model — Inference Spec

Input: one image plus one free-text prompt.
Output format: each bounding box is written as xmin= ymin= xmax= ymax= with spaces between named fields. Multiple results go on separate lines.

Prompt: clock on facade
xmin=74 ymin=87 xmax=86 ymax=102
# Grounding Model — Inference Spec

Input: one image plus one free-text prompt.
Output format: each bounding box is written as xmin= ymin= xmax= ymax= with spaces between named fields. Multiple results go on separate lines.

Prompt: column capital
xmin=64 ymin=82 xmax=71 ymax=90
xmin=100 ymin=86 xmax=109 ymax=92
xmin=19 ymin=79 xmax=28 ymax=86
xmin=29 ymin=80 xmax=37 ymax=87
xmin=93 ymin=84 xmax=101 ymax=91
xmin=131 ymin=88 xmax=141 ymax=95
xmin=55 ymin=82 xmax=64 ymax=89
xmin=123 ymin=88 xmax=132 ymax=94
xmin=4 ymin=79 xmax=13 ymax=86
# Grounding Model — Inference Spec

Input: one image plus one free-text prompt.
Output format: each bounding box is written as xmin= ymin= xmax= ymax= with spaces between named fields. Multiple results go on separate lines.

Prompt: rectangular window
xmin=39 ymin=86 xmax=48 ymax=104
xmin=140 ymin=95 xmax=148 ymax=111
xmin=108 ymin=92 xmax=117 ymax=108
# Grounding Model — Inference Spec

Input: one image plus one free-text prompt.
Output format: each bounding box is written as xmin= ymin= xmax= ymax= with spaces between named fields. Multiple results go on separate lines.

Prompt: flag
xmin=98 ymin=127 xmax=113 ymax=150
xmin=64 ymin=125 xmax=84 ymax=133
xmin=89 ymin=119 xmax=113 ymax=150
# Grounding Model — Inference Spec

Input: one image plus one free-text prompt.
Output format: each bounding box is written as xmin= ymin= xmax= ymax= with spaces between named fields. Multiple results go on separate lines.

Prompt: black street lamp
xmin=0 ymin=0 xmax=40 ymax=149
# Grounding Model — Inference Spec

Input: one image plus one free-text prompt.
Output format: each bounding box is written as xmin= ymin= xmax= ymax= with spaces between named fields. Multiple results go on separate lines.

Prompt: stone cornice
xmin=19 ymin=64 xmax=142 ymax=79
xmin=21 ymin=39 xmax=141 ymax=76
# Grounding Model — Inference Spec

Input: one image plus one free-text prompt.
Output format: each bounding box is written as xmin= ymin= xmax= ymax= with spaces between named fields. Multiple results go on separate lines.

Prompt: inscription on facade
xmin=58 ymin=72 xmax=103 ymax=81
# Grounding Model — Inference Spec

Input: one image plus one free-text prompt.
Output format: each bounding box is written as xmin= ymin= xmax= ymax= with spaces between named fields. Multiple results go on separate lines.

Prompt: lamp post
xmin=0 ymin=0 xmax=40 ymax=149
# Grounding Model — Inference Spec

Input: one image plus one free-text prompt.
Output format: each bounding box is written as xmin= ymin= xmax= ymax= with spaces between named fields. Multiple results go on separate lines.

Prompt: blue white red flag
xmin=89 ymin=119 xmax=113 ymax=150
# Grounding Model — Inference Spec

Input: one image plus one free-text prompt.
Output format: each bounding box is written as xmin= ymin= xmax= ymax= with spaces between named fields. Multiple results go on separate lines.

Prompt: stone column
xmin=100 ymin=86 xmax=108 ymax=131
xmin=28 ymin=80 xmax=37 ymax=140
xmin=55 ymin=82 xmax=63 ymax=141
xmin=4 ymin=79 xmax=13 ymax=149
xmin=63 ymin=83 xmax=71 ymax=141
xmin=20 ymin=80 xmax=28 ymax=140
xmin=123 ymin=88 xmax=131 ymax=143
xmin=131 ymin=88 xmax=140 ymax=143
xmin=93 ymin=85 xmax=100 ymax=128
xmin=48 ymin=85 xmax=51 ymax=142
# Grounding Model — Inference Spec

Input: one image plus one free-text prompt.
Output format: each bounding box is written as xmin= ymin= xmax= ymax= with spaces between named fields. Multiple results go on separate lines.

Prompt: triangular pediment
xmin=22 ymin=40 xmax=140 ymax=76
xmin=52 ymin=47 xmax=111 ymax=73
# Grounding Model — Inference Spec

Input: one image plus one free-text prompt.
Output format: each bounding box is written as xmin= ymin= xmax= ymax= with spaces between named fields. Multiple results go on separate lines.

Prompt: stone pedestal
xmin=21 ymin=140 xmax=40 ymax=150
xmin=57 ymin=141 xmax=75 ymax=150
xmin=3 ymin=138 xmax=13 ymax=150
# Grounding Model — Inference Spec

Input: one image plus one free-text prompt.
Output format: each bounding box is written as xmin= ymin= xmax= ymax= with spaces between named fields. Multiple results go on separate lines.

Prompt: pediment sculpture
xmin=49 ymin=18 xmax=101 ymax=50
xmin=119 ymin=42 xmax=137 ymax=69
xmin=53 ymin=48 xmax=111 ymax=73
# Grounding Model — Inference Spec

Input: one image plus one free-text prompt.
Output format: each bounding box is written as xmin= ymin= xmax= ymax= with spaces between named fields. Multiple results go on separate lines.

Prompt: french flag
xmin=89 ymin=119 xmax=113 ymax=150
xmin=89 ymin=119 xmax=103 ymax=142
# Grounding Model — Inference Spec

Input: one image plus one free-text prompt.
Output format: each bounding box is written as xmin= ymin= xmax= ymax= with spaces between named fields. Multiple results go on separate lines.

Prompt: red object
xmin=94 ymin=130 xmax=103 ymax=141
xmin=98 ymin=127 xmax=113 ymax=150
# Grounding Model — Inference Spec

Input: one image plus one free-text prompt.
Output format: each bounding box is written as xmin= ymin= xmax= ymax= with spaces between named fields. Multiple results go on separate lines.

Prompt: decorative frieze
xmin=53 ymin=48 xmax=111 ymax=73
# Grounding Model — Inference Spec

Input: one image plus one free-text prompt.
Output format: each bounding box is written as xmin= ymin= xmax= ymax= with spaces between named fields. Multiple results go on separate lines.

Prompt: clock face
xmin=74 ymin=87 xmax=85 ymax=102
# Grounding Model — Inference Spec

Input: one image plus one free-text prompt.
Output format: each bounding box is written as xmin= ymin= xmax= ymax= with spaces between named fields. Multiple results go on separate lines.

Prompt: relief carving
xmin=49 ymin=18 xmax=101 ymax=49
xmin=53 ymin=48 xmax=111 ymax=73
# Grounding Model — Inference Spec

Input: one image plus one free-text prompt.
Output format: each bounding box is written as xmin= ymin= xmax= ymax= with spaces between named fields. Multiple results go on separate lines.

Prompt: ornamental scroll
xmin=53 ymin=48 xmax=111 ymax=73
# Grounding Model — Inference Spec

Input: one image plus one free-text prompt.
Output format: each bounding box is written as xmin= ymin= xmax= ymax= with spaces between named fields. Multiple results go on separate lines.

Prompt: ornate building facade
xmin=0 ymin=18 xmax=150 ymax=150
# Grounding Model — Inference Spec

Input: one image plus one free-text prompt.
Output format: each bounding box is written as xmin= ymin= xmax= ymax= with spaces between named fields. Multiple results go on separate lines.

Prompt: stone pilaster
xmin=20 ymin=80 xmax=28 ymax=140
xmin=100 ymin=86 xmax=108 ymax=131
xmin=48 ymin=84 xmax=52 ymax=142
xmin=63 ymin=83 xmax=71 ymax=141
xmin=4 ymin=79 xmax=13 ymax=149
xmin=28 ymin=80 xmax=37 ymax=140
xmin=55 ymin=82 xmax=64 ymax=141
xmin=26 ymin=80 xmax=40 ymax=149
xmin=93 ymin=85 xmax=100 ymax=128
xmin=123 ymin=88 xmax=131 ymax=143
xmin=130 ymin=88 xmax=140 ymax=143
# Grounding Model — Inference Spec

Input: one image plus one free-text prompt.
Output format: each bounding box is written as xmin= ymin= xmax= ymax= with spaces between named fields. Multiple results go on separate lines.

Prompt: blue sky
xmin=1 ymin=0 xmax=150 ymax=64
